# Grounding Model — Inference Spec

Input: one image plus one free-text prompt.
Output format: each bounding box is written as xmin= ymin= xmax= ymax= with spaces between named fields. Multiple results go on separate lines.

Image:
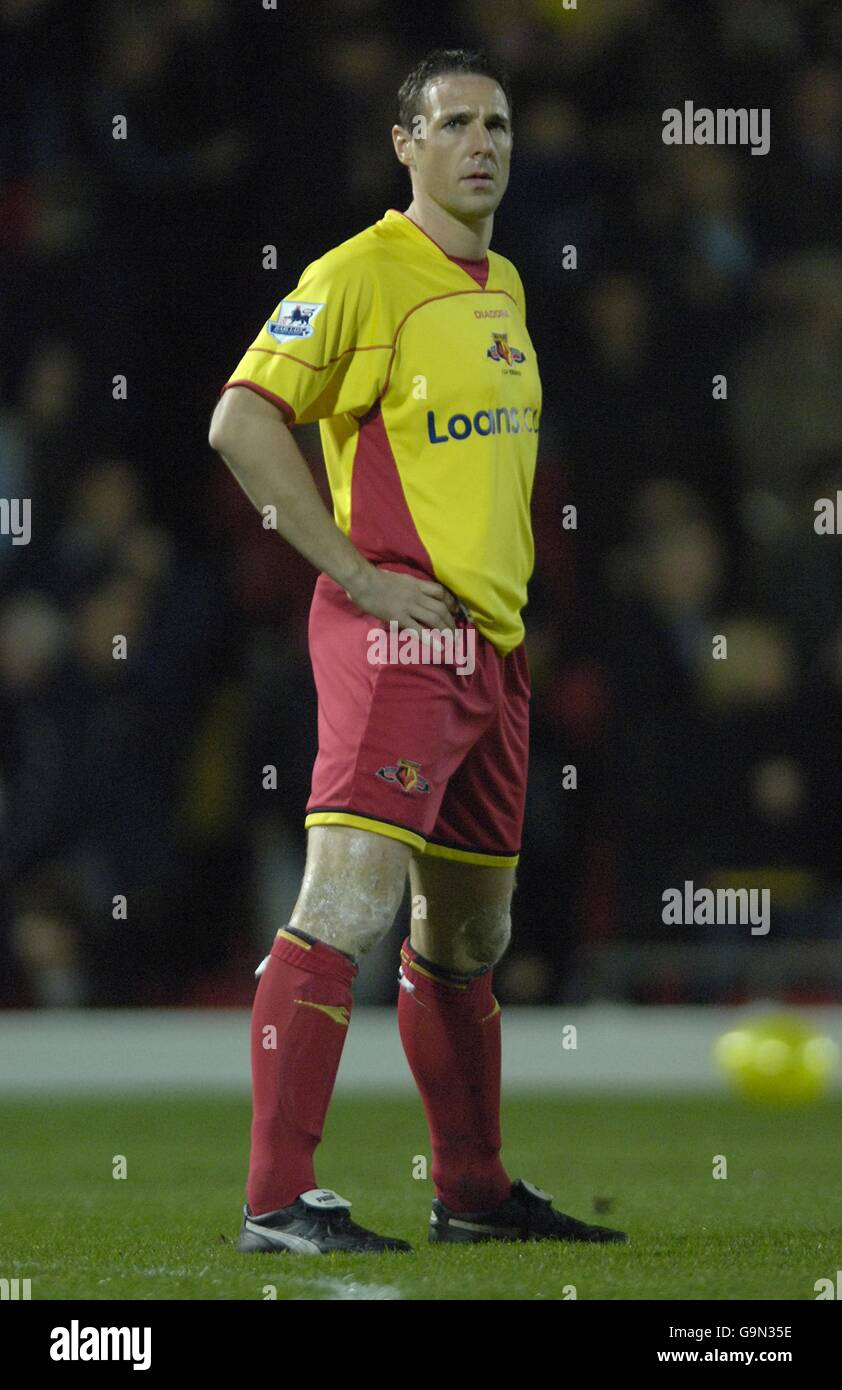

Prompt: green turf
xmin=1 ymin=1093 xmax=840 ymax=1300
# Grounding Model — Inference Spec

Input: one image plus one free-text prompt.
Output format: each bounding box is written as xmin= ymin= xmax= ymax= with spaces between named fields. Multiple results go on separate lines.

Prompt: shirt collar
xmin=383 ymin=208 xmax=489 ymax=274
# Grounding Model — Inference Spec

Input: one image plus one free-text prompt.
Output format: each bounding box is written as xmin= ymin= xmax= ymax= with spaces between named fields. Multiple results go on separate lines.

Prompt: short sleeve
xmin=220 ymin=251 xmax=390 ymax=426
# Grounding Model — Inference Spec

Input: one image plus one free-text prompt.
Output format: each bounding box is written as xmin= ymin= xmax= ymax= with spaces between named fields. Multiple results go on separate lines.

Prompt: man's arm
xmin=208 ymin=386 xmax=457 ymax=633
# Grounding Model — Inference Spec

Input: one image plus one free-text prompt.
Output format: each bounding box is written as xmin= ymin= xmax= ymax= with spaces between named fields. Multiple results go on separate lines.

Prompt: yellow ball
xmin=713 ymin=1014 xmax=839 ymax=1105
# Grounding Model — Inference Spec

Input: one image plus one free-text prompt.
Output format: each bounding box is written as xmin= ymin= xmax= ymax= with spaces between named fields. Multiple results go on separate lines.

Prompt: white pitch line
xmin=4 ymin=1256 xmax=403 ymax=1299
xmin=284 ymin=1273 xmax=403 ymax=1300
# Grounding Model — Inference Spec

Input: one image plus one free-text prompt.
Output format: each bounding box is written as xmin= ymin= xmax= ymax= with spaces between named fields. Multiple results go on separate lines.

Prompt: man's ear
xmin=391 ymin=124 xmax=413 ymax=169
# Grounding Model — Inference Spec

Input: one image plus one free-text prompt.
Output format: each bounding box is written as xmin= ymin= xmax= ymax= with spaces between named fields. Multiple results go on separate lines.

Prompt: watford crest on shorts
xmin=376 ymin=758 xmax=431 ymax=794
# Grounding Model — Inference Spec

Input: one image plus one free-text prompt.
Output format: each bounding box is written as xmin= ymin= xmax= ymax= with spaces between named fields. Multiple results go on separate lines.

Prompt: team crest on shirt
xmin=486 ymin=333 xmax=525 ymax=368
xmin=376 ymin=758 xmax=431 ymax=794
xmin=266 ymin=300 xmax=325 ymax=341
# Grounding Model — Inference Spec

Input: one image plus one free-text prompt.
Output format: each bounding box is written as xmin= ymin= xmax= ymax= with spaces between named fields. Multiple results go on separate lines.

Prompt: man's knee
xmin=416 ymin=903 xmax=512 ymax=974
xmin=290 ymin=826 xmax=411 ymax=958
xmin=461 ymin=904 xmax=512 ymax=969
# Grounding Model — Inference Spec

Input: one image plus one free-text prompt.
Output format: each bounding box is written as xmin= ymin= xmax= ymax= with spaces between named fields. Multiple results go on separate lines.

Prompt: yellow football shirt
xmin=221 ymin=207 xmax=541 ymax=654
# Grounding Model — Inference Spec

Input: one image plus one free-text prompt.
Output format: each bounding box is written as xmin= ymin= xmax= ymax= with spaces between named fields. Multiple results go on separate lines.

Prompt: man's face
xmin=397 ymin=72 xmax=512 ymax=220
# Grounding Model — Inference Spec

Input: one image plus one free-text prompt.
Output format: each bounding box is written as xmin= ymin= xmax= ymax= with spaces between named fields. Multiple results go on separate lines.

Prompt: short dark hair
xmin=396 ymin=48 xmax=513 ymax=133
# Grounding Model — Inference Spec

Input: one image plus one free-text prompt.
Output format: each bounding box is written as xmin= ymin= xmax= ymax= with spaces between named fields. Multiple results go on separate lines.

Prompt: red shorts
xmin=304 ymin=570 xmax=530 ymax=866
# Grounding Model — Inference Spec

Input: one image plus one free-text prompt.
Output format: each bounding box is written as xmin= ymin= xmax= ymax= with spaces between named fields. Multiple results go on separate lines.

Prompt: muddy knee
xmin=464 ymin=907 xmax=511 ymax=969
xmin=292 ymin=880 xmax=403 ymax=957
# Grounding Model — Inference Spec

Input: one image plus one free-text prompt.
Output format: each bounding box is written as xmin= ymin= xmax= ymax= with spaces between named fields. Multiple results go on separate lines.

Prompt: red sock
xmin=397 ymin=936 xmax=512 ymax=1212
xmin=246 ymin=926 xmax=356 ymax=1215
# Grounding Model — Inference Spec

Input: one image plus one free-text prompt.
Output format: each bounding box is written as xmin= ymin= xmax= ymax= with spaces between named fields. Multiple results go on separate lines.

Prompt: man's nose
xmin=470 ymin=120 xmax=495 ymax=155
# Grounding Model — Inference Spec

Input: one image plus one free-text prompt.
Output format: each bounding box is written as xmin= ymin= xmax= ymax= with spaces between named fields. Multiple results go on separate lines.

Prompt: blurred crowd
xmin=1 ymin=0 xmax=841 ymax=1007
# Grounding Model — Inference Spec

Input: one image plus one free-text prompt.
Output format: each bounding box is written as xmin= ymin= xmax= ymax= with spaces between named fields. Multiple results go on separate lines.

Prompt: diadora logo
xmin=427 ymin=406 xmax=540 ymax=443
xmin=487 ymin=332 xmax=525 ymax=366
xmin=266 ymin=300 xmax=324 ymax=341
xmin=377 ymin=758 xmax=431 ymax=794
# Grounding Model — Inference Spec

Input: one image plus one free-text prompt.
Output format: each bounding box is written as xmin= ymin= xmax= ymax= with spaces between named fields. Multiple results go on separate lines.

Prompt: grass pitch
xmin=1 ymin=1093 xmax=840 ymax=1300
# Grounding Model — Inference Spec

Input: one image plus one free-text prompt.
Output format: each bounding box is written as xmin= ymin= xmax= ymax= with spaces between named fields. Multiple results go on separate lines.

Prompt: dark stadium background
xmin=1 ymin=0 xmax=841 ymax=1011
